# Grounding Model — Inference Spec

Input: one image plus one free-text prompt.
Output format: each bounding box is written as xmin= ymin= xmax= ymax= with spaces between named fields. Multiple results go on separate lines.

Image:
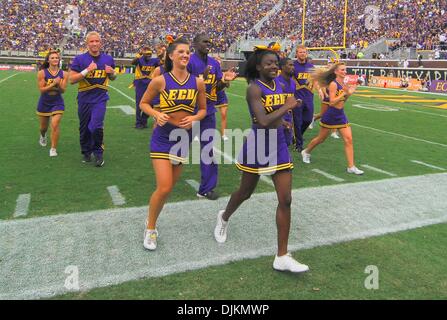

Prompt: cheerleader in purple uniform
xmin=301 ymin=63 xmax=364 ymax=175
xmin=213 ymin=47 xmax=309 ymax=273
xmin=139 ymin=37 xmax=207 ymax=250
xmin=36 ymin=50 xmax=68 ymax=157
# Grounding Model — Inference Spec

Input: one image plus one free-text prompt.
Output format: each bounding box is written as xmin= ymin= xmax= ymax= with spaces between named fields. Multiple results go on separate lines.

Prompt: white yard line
xmin=0 ymin=73 xmax=19 ymax=84
xmin=107 ymin=186 xmax=126 ymax=206
xmin=361 ymin=165 xmax=397 ymax=177
xmin=185 ymin=179 xmax=200 ymax=192
xmin=13 ymin=194 xmax=31 ymax=218
xmin=109 ymin=84 xmax=136 ymax=103
xmin=410 ymin=160 xmax=445 ymax=171
xmin=311 ymin=169 xmax=345 ymax=182
xmin=107 ymin=105 xmax=135 ymax=115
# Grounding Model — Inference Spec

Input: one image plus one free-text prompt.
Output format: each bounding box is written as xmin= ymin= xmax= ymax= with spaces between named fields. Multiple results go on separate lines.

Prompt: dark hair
xmin=193 ymin=33 xmax=208 ymax=44
xmin=164 ymin=38 xmax=190 ymax=72
xmin=41 ymin=50 xmax=60 ymax=70
xmin=279 ymin=57 xmax=291 ymax=69
xmin=244 ymin=49 xmax=279 ymax=83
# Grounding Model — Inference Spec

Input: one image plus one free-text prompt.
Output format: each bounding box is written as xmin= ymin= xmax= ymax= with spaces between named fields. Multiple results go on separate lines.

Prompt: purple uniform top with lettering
xmin=70 ymin=52 xmax=115 ymax=103
xmin=293 ymin=60 xmax=314 ymax=99
xmin=134 ymin=57 xmax=160 ymax=86
xmin=320 ymin=80 xmax=350 ymax=129
xmin=37 ymin=68 xmax=65 ymax=116
xmin=187 ymin=53 xmax=222 ymax=115
xmin=150 ymin=72 xmax=198 ymax=163
xmin=236 ymin=78 xmax=293 ymax=175
xmin=133 ymin=57 xmax=160 ymax=127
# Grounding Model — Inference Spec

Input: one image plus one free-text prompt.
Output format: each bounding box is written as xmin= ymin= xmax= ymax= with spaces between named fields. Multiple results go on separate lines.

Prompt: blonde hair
xmin=295 ymin=44 xmax=307 ymax=51
xmin=85 ymin=31 xmax=101 ymax=43
xmin=311 ymin=62 xmax=345 ymax=88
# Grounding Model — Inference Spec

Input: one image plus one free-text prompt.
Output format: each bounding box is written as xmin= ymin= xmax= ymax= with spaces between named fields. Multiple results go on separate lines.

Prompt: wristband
xmin=80 ymin=69 xmax=89 ymax=77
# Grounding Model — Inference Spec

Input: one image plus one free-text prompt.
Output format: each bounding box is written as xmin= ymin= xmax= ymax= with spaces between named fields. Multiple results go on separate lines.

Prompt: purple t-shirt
xmin=187 ymin=53 xmax=223 ymax=114
xmin=293 ymin=60 xmax=314 ymax=99
xmin=134 ymin=56 xmax=160 ymax=85
xmin=71 ymin=52 xmax=115 ymax=103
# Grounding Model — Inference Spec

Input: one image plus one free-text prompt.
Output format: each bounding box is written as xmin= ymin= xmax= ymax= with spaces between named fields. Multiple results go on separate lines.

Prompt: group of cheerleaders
xmin=36 ymin=35 xmax=362 ymax=273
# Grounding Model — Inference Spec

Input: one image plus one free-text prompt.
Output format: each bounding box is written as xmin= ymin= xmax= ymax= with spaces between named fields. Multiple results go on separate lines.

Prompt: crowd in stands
xmin=1 ymin=0 xmax=446 ymax=56
xmin=252 ymin=0 xmax=446 ymax=52
xmin=1 ymin=0 xmax=67 ymax=52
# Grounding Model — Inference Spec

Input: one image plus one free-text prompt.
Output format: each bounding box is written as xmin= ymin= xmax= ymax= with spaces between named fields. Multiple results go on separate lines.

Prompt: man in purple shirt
xmin=69 ymin=31 xmax=117 ymax=167
xmin=293 ymin=45 xmax=314 ymax=152
xmin=187 ymin=34 xmax=237 ymax=200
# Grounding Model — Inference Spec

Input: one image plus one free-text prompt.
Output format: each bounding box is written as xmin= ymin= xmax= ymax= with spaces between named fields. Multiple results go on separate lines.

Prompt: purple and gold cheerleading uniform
xmin=276 ymin=74 xmax=295 ymax=146
xmin=36 ymin=68 xmax=65 ymax=116
xmin=320 ymin=80 xmax=350 ymax=129
xmin=134 ymin=56 xmax=160 ymax=127
xmin=293 ymin=60 xmax=314 ymax=150
xmin=215 ymin=90 xmax=228 ymax=108
xmin=70 ymin=52 xmax=115 ymax=157
xmin=236 ymin=78 xmax=294 ymax=175
xmin=151 ymin=65 xmax=165 ymax=108
xmin=150 ymin=72 xmax=198 ymax=164
xmin=187 ymin=53 xmax=222 ymax=194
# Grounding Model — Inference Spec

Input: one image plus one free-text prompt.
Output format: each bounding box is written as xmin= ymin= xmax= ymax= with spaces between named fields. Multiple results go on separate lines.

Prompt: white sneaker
xmin=308 ymin=117 xmax=315 ymax=130
xmin=39 ymin=135 xmax=47 ymax=147
xmin=347 ymin=166 xmax=364 ymax=175
xmin=222 ymin=135 xmax=229 ymax=141
xmin=301 ymin=149 xmax=311 ymax=164
xmin=49 ymin=148 xmax=58 ymax=157
xmin=214 ymin=210 xmax=228 ymax=243
xmin=143 ymin=229 xmax=158 ymax=250
xmin=273 ymin=253 xmax=309 ymax=273
xmin=331 ymin=131 xmax=340 ymax=139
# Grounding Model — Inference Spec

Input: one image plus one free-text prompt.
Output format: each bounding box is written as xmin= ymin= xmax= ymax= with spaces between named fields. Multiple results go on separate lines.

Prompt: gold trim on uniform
xmin=319 ymin=121 xmax=350 ymax=129
xmin=258 ymin=80 xmax=276 ymax=91
xmin=36 ymin=110 xmax=64 ymax=116
xmin=215 ymin=103 xmax=228 ymax=108
xmin=150 ymin=152 xmax=187 ymax=163
xmin=235 ymin=162 xmax=294 ymax=174
xmin=169 ymin=72 xmax=190 ymax=86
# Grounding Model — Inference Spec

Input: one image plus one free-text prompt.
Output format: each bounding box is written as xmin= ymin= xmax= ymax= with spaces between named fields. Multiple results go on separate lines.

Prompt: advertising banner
xmin=429 ymin=80 xmax=447 ymax=94
xmin=369 ymin=76 xmax=421 ymax=91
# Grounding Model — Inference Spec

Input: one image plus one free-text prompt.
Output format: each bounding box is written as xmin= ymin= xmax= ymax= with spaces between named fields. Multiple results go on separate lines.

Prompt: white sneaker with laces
xmin=301 ymin=149 xmax=311 ymax=164
xmin=308 ymin=117 xmax=315 ymax=130
xmin=347 ymin=166 xmax=364 ymax=175
xmin=49 ymin=148 xmax=58 ymax=157
xmin=273 ymin=253 xmax=309 ymax=273
xmin=222 ymin=135 xmax=229 ymax=141
xmin=214 ymin=210 xmax=228 ymax=243
xmin=39 ymin=135 xmax=47 ymax=147
xmin=331 ymin=131 xmax=340 ymax=139
xmin=143 ymin=229 xmax=158 ymax=250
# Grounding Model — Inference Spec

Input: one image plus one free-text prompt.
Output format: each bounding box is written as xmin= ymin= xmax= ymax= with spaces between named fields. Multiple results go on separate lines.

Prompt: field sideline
xmin=0 ymin=70 xmax=446 ymax=299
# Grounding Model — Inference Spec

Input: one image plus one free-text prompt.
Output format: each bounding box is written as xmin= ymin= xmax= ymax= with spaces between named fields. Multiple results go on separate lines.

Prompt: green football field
xmin=1 ymin=70 xmax=446 ymax=300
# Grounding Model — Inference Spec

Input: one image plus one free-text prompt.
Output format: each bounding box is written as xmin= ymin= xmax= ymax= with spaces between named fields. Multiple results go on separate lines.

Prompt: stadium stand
xmin=1 ymin=0 xmax=446 ymax=56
